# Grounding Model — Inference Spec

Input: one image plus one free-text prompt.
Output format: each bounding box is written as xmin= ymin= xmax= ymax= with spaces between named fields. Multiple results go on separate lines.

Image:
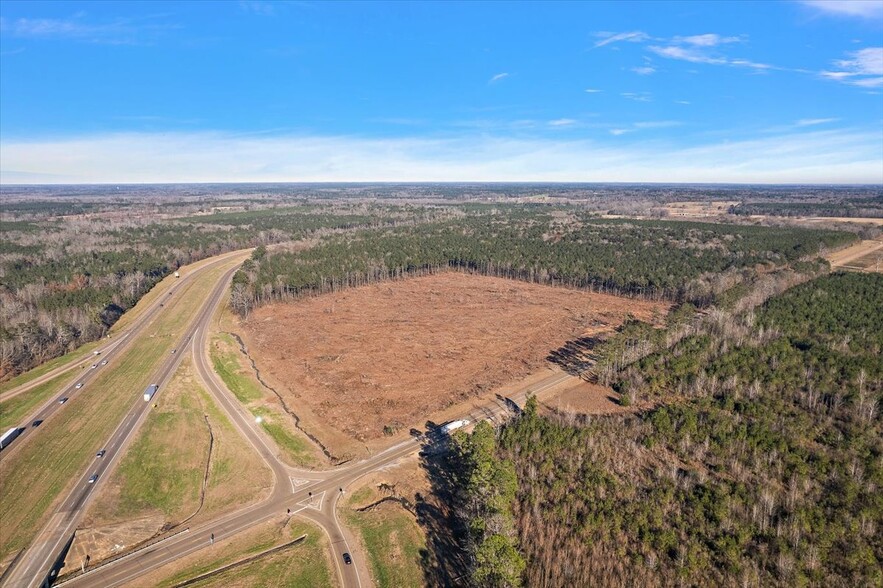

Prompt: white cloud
xmin=631 ymin=66 xmax=656 ymax=75
xmin=548 ymin=119 xmax=577 ymax=127
xmin=822 ymin=47 xmax=883 ymax=87
xmin=633 ymin=121 xmax=682 ymax=129
xmin=674 ymin=34 xmax=742 ymax=47
xmin=802 ymin=1 xmax=883 ymax=19
xmin=1 ymin=129 xmax=880 ymax=184
xmin=796 ymin=118 xmax=839 ymax=126
xmin=584 ymin=88 xmax=602 ymax=93
xmin=609 ymin=129 xmax=631 ymax=136
xmin=489 ymin=72 xmax=509 ymax=84
xmin=675 ymin=100 xmax=691 ymax=105
xmin=593 ymin=31 xmax=650 ymax=48
xmin=621 ymin=92 xmax=653 ymax=102
xmin=0 ymin=15 xmax=176 ymax=44
xmin=239 ymin=1 xmax=276 ymax=15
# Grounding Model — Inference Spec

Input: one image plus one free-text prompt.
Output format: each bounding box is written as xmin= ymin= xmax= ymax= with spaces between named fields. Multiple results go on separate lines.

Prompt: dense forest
xmin=731 ymin=196 xmax=883 ymax=218
xmin=231 ymin=213 xmax=853 ymax=315
xmin=447 ymin=272 xmax=882 ymax=587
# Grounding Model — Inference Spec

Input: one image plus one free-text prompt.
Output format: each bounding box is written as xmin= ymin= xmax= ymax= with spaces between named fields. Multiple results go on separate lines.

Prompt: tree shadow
xmin=546 ymin=335 xmax=603 ymax=376
xmin=417 ymin=449 xmax=471 ymax=587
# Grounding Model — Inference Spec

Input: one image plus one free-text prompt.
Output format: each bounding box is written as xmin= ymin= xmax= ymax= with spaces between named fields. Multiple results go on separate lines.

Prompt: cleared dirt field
xmin=237 ymin=272 xmax=668 ymax=453
xmin=826 ymin=239 xmax=883 ymax=272
xmin=664 ymin=200 xmax=740 ymax=217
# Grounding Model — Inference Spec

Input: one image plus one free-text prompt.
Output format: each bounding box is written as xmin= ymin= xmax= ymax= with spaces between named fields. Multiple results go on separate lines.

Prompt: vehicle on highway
xmin=88 ymin=474 xmax=98 ymax=484
xmin=101 ymin=360 xmax=108 ymax=365
xmin=91 ymin=364 xmax=98 ymax=369
xmin=171 ymin=348 xmax=177 ymax=354
xmin=93 ymin=351 xmax=101 ymax=355
xmin=0 ymin=427 xmax=22 ymax=450
xmin=440 ymin=419 xmax=470 ymax=434
xmin=342 ymin=553 xmax=352 ymax=565
xmin=32 ymin=420 xmax=43 ymax=427
xmin=58 ymin=397 xmax=69 ymax=404
xmin=144 ymin=384 xmax=159 ymax=402
xmin=96 ymin=449 xmax=106 ymax=457
xmin=75 ymin=382 xmax=83 ymax=389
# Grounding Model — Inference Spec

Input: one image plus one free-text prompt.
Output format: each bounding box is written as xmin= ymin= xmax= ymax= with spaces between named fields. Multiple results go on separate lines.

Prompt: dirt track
xmin=826 ymin=239 xmax=883 ymax=272
xmin=238 ymin=273 xmax=667 ymax=446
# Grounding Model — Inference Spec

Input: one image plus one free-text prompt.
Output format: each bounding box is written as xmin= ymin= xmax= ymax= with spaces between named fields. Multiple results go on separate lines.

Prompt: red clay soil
xmin=238 ymin=272 xmax=667 ymax=443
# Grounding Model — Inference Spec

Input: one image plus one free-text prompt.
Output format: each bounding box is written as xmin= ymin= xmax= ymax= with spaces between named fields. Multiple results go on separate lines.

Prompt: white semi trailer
xmin=144 ymin=384 xmax=159 ymax=402
xmin=441 ymin=419 xmax=470 ymax=434
xmin=0 ymin=427 xmax=22 ymax=450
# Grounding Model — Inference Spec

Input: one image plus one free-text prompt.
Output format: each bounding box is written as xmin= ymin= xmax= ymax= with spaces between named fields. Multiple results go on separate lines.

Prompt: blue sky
xmin=1 ymin=0 xmax=881 ymax=184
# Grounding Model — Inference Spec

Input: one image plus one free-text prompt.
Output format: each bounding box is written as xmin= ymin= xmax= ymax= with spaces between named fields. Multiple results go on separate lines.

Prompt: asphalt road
xmin=0 ymin=257 xmax=246 ymax=588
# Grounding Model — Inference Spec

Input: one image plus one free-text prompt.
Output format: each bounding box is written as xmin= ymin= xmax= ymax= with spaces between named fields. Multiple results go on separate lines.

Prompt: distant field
xmin=128 ymin=518 xmax=336 ymax=588
xmin=0 ymin=261 xmax=235 ymax=565
xmin=237 ymin=272 xmax=668 ymax=457
xmin=826 ymin=239 xmax=883 ymax=272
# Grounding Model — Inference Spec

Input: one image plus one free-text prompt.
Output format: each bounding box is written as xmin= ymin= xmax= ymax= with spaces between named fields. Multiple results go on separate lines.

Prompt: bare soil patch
xmin=826 ymin=239 xmax=883 ymax=272
xmin=237 ymin=272 xmax=667 ymax=454
xmin=543 ymin=380 xmax=635 ymax=416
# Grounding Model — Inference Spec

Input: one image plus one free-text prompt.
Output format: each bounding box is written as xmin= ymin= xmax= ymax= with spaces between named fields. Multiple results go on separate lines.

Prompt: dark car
xmin=88 ymin=474 xmax=98 ymax=484
xmin=96 ymin=449 xmax=106 ymax=457
xmin=32 ymin=420 xmax=43 ymax=427
xmin=342 ymin=553 xmax=352 ymax=565
xmin=58 ymin=397 xmax=69 ymax=404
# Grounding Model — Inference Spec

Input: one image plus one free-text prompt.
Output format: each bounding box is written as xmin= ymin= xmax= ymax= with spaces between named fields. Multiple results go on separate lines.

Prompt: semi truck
xmin=440 ymin=419 xmax=470 ymax=434
xmin=0 ymin=427 xmax=22 ymax=450
xmin=143 ymin=384 xmax=159 ymax=402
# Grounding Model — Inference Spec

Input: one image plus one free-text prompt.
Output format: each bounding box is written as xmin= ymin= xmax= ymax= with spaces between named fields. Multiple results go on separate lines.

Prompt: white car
xmin=91 ymin=364 xmax=98 ymax=369
xmin=76 ymin=383 xmax=83 ymax=389
xmin=101 ymin=360 xmax=108 ymax=366
xmin=88 ymin=474 xmax=98 ymax=483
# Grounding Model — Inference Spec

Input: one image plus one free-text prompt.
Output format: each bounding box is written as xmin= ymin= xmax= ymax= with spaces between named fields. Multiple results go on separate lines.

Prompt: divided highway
xmin=0 ymin=254 xmax=248 ymax=588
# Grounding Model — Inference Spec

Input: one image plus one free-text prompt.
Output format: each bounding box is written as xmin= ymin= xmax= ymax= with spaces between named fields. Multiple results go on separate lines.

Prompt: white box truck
xmin=0 ymin=427 xmax=22 ymax=450
xmin=441 ymin=419 xmax=470 ymax=434
xmin=144 ymin=384 xmax=159 ymax=402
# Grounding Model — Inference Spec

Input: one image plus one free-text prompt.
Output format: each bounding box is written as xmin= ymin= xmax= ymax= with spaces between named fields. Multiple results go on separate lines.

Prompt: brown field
xmin=826 ymin=239 xmax=883 ymax=272
xmin=664 ymin=200 xmax=741 ymax=217
xmin=237 ymin=272 xmax=668 ymax=454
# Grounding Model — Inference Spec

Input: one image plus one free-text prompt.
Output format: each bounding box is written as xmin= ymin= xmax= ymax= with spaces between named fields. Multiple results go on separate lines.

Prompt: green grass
xmin=108 ymin=373 xmax=207 ymax=520
xmin=157 ymin=520 xmax=333 ymax=588
xmin=250 ymin=407 xmax=318 ymax=467
xmin=0 ymin=262 xmax=233 ymax=562
xmin=344 ymin=505 xmax=425 ymax=588
xmin=210 ymin=334 xmax=263 ymax=404
xmin=0 ymin=374 xmax=70 ymax=430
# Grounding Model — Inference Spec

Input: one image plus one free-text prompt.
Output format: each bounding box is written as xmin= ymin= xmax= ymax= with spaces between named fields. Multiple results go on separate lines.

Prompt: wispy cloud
xmin=0 ymin=14 xmax=178 ymax=45
xmin=796 ymin=117 xmax=839 ymax=126
xmin=239 ymin=1 xmax=276 ymax=16
xmin=3 ymin=128 xmax=879 ymax=184
xmin=489 ymin=72 xmax=509 ymax=84
xmin=593 ymin=31 xmax=650 ymax=48
xmin=801 ymin=1 xmax=883 ymax=20
xmin=821 ymin=47 xmax=883 ymax=87
xmin=675 ymin=100 xmax=691 ymax=105
xmin=548 ymin=118 xmax=577 ymax=127
xmin=631 ymin=66 xmax=656 ymax=75
xmin=673 ymin=34 xmax=742 ymax=47
xmin=584 ymin=88 xmax=603 ymax=93
xmin=621 ymin=92 xmax=652 ymax=102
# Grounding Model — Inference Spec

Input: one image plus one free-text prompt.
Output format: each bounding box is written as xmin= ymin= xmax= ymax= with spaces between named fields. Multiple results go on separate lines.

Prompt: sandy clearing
xmin=826 ymin=239 xmax=883 ymax=271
